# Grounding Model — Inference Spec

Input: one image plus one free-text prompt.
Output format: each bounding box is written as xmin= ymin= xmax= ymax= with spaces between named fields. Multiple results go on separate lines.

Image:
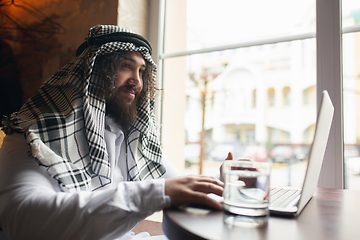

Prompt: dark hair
xmin=95 ymin=51 xmax=158 ymax=104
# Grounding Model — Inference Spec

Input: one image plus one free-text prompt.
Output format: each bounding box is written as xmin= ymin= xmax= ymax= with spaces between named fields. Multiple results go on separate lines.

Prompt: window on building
xmin=252 ymin=89 xmax=257 ymax=108
xmin=283 ymin=87 xmax=291 ymax=106
xmin=303 ymin=86 xmax=315 ymax=105
xmin=268 ymin=88 xmax=276 ymax=107
xmin=304 ymin=124 xmax=315 ymax=144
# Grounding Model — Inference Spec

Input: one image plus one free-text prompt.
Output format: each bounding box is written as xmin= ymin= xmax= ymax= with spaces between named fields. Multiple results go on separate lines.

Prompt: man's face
xmin=106 ymin=51 xmax=147 ymax=127
xmin=113 ymin=51 xmax=146 ymax=106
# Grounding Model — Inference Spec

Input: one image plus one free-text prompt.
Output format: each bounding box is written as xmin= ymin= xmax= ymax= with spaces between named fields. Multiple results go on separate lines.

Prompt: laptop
xmin=269 ymin=90 xmax=334 ymax=217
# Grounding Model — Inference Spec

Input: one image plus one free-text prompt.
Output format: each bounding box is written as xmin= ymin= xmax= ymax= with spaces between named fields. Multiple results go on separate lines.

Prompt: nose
xmin=128 ymin=70 xmax=142 ymax=89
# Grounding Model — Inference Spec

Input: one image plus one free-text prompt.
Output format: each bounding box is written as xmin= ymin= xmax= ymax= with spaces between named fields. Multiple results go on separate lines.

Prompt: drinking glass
xmin=222 ymin=159 xmax=272 ymax=227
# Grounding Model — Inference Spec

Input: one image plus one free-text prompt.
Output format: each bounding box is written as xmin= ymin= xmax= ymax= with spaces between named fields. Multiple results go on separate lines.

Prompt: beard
xmin=106 ymin=85 xmax=140 ymax=128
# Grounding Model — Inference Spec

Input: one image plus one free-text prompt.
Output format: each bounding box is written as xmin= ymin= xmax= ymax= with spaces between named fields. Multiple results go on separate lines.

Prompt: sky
xmin=186 ymin=0 xmax=360 ymax=49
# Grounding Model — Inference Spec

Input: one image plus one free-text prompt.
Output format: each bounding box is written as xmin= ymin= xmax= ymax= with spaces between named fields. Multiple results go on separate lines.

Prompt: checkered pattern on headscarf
xmin=2 ymin=25 xmax=166 ymax=192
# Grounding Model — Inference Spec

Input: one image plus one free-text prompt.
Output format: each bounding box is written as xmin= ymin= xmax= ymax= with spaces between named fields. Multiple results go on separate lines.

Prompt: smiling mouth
xmin=118 ymin=86 xmax=139 ymax=101
xmin=123 ymin=90 xmax=136 ymax=98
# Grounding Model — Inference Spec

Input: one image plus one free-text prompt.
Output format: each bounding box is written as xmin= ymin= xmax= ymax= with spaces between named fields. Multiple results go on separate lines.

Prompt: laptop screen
xmin=297 ymin=90 xmax=334 ymax=214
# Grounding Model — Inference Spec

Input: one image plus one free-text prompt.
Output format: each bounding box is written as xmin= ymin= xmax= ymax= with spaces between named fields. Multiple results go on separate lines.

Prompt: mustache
xmin=117 ymin=85 xmax=140 ymax=95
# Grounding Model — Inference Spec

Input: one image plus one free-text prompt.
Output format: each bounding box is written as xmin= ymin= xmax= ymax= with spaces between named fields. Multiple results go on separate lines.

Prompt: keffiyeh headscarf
xmin=2 ymin=25 xmax=166 ymax=192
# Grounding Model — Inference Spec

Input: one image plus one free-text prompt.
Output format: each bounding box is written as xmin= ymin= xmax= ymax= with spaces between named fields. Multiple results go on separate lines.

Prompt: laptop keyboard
xmin=270 ymin=187 xmax=302 ymax=208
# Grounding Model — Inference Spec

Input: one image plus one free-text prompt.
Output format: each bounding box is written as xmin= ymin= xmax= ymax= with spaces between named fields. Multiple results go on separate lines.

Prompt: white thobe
xmin=0 ymin=117 xmax=181 ymax=240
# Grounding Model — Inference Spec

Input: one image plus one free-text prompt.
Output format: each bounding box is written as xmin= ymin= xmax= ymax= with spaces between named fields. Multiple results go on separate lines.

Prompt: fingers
xmin=220 ymin=152 xmax=233 ymax=182
xmin=165 ymin=175 xmax=224 ymax=210
xmin=225 ymin=152 xmax=233 ymax=160
xmin=195 ymin=174 xmax=224 ymax=186
xmin=185 ymin=175 xmax=224 ymax=193
xmin=187 ymin=191 xmax=223 ymax=210
xmin=192 ymin=178 xmax=224 ymax=196
xmin=181 ymin=175 xmax=223 ymax=210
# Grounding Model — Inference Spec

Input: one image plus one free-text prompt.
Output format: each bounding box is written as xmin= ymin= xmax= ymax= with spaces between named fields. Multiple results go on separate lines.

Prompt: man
xmin=0 ymin=25 xmax=224 ymax=240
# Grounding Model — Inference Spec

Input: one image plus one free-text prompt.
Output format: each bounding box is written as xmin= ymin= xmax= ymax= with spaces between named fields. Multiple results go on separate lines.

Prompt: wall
xmin=161 ymin=1 xmax=187 ymax=172
xmin=0 ymin=0 xmax=118 ymax=103
xmin=118 ymin=0 xmax=149 ymax=38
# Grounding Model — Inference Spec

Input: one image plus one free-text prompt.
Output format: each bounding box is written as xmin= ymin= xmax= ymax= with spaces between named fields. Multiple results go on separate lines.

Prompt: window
xmin=304 ymin=124 xmax=316 ymax=144
xmin=283 ymin=87 xmax=291 ymax=106
xmin=303 ymin=86 xmax=315 ymax=105
xmin=268 ymin=88 xmax=276 ymax=107
xmin=252 ymin=89 xmax=257 ymax=108
xmin=154 ymin=0 xmax=360 ymax=189
xmin=246 ymin=129 xmax=255 ymax=145
xmin=342 ymin=0 xmax=360 ymax=190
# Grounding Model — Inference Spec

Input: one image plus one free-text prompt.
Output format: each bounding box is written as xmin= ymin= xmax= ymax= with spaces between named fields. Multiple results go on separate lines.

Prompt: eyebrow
xmin=123 ymin=56 xmax=147 ymax=68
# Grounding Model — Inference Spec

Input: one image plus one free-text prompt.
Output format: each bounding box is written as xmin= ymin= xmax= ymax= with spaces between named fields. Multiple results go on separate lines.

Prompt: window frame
xmin=316 ymin=0 xmax=343 ymax=188
xmin=149 ymin=0 xmax=360 ymax=188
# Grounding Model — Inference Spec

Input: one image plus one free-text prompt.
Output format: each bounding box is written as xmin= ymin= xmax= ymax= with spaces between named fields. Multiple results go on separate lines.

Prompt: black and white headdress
xmin=3 ymin=25 xmax=166 ymax=192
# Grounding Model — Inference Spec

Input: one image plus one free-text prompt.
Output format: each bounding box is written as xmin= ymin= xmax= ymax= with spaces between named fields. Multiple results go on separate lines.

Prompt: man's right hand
xmin=164 ymin=175 xmax=224 ymax=210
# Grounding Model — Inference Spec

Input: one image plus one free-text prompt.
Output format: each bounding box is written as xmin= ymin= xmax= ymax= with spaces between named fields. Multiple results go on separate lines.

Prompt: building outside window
xmin=156 ymin=0 xmax=360 ymax=189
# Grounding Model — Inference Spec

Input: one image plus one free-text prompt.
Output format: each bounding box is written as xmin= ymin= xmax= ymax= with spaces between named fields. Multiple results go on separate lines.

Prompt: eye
xmin=120 ymin=61 xmax=132 ymax=69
